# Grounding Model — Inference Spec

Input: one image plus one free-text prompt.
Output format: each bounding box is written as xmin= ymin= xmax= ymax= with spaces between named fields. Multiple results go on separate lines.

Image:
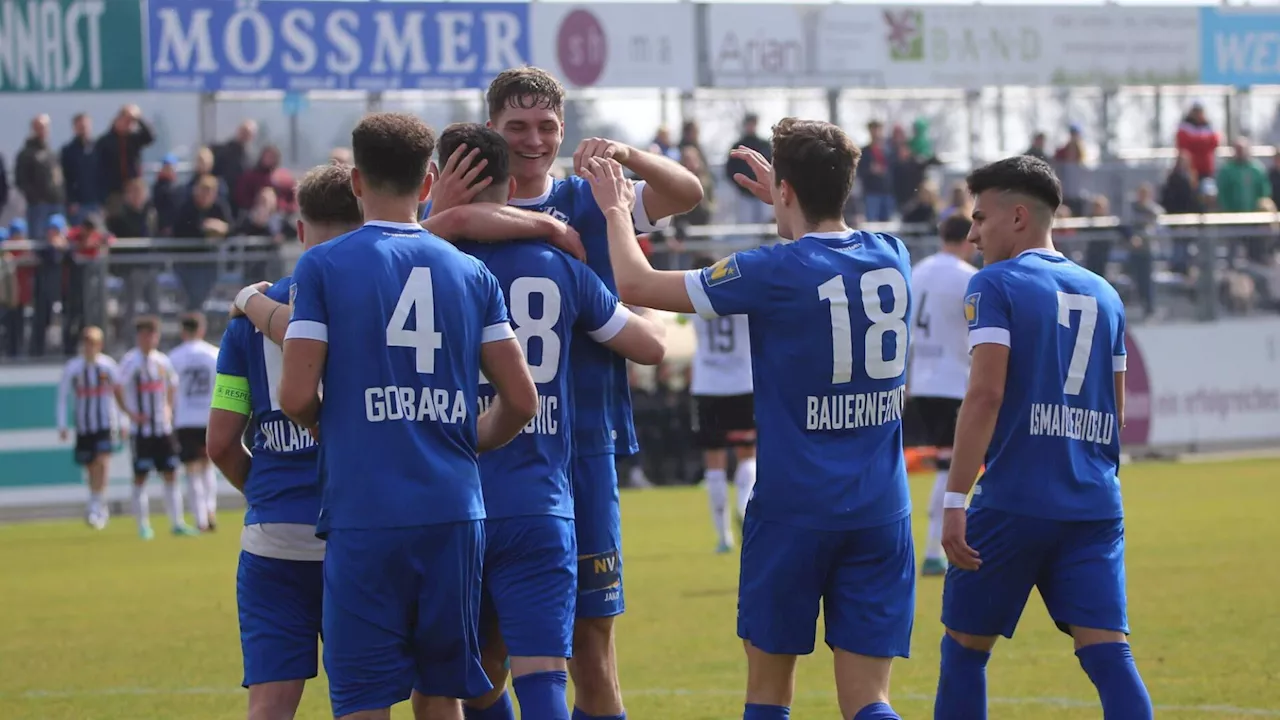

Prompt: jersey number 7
xmin=1057 ymin=291 xmax=1098 ymax=396
xmin=817 ymin=268 xmax=909 ymax=384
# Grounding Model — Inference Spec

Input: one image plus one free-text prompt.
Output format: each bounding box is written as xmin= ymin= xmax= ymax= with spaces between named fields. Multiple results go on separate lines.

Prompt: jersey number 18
xmin=817 ymin=268 xmax=908 ymax=384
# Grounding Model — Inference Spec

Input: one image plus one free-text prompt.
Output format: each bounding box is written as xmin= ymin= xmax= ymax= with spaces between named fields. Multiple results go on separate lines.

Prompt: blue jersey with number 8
xmin=965 ymin=248 xmax=1127 ymax=521
xmin=287 ymin=221 xmax=514 ymax=533
xmin=684 ymin=231 xmax=913 ymax=531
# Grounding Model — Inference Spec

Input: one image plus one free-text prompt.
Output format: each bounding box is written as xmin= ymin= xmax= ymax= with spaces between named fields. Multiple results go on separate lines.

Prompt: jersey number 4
xmin=387 ymin=268 xmax=446 ymax=374
xmin=818 ymin=268 xmax=908 ymax=383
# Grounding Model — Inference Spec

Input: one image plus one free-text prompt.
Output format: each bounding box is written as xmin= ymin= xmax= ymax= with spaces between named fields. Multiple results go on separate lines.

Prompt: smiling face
xmin=489 ymin=100 xmax=563 ymax=188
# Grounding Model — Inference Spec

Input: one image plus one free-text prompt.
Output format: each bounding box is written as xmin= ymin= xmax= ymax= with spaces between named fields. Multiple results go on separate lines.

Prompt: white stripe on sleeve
xmin=1113 ymin=355 xmax=1127 ymax=372
xmin=632 ymin=180 xmax=673 ymax=233
xmin=482 ymin=322 xmax=516 ymax=344
xmin=968 ymin=327 xmax=1011 ymax=351
xmin=285 ymin=321 xmax=328 ymax=343
xmin=587 ymin=305 xmax=633 ymax=343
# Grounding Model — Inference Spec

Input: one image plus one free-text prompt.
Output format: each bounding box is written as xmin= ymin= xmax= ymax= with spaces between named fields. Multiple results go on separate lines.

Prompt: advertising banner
xmin=530 ymin=3 xmax=696 ymax=90
xmin=1199 ymin=7 xmax=1280 ymax=87
xmin=147 ymin=0 xmax=530 ymax=92
xmin=705 ymin=4 xmax=1200 ymax=89
xmin=0 ymin=0 xmax=145 ymax=92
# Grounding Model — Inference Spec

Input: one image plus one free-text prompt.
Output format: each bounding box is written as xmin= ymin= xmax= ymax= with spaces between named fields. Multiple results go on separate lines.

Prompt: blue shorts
xmin=941 ymin=507 xmax=1129 ymax=639
xmin=237 ymin=551 xmax=323 ymax=687
xmin=323 ymin=523 xmax=491 ymax=716
xmin=571 ymin=453 xmax=623 ymax=618
xmin=482 ymin=516 xmax=577 ymax=658
xmin=738 ymin=512 xmax=915 ymax=657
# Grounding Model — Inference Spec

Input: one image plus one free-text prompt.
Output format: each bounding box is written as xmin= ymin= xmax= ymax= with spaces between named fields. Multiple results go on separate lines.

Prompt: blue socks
xmin=464 ymin=691 xmax=515 ymax=720
xmin=570 ymin=708 xmax=625 ymax=720
xmin=512 ymin=671 xmax=569 ymax=720
xmin=935 ymin=633 xmax=991 ymax=720
xmin=852 ymin=702 xmax=900 ymax=719
xmin=743 ymin=703 xmax=790 ymax=719
xmin=1076 ymin=642 xmax=1154 ymax=720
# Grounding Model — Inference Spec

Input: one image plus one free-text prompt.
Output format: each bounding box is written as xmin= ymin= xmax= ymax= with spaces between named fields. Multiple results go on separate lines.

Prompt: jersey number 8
xmin=817 ymin=268 xmax=908 ymax=384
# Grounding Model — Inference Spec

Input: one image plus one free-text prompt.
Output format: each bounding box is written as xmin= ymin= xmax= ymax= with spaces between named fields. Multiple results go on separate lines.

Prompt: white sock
xmin=203 ymin=466 xmax=218 ymax=518
xmin=187 ymin=470 xmax=208 ymax=530
xmin=131 ymin=485 xmax=150 ymax=531
xmin=926 ymin=469 xmax=949 ymax=561
xmin=90 ymin=490 xmax=105 ymax=518
xmin=733 ymin=457 xmax=757 ymax=521
xmin=706 ymin=469 xmax=731 ymax=545
xmin=162 ymin=482 xmax=185 ymax=529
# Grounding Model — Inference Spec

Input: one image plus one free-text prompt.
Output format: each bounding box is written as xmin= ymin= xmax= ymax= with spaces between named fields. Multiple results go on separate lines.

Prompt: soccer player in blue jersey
xmin=432 ymin=123 xmax=667 ymax=720
xmin=425 ymin=67 xmax=703 ymax=720
xmin=577 ymin=119 xmax=915 ymax=720
xmin=207 ymin=161 xmax=363 ymax=720
xmin=933 ymin=156 xmax=1153 ymax=720
xmin=279 ymin=113 xmax=540 ymax=720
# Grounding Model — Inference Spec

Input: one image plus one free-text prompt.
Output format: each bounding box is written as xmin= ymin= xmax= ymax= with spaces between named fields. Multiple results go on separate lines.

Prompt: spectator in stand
xmin=107 ymin=178 xmax=156 ymax=239
xmin=899 ymin=179 xmax=941 ymax=227
xmin=1126 ymin=183 xmax=1165 ymax=319
xmin=234 ymin=186 xmax=290 ymax=243
xmin=96 ymin=104 xmax=154 ymax=213
xmin=15 ymin=114 xmax=66 ymax=241
xmin=649 ymin=125 xmax=681 ymax=161
xmin=1176 ymin=102 xmax=1220 ymax=182
xmin=173 ymin=176 xmax=232 ymax=310
xmin=1161 ymin=151 xmax=1202 ymax=215
xmin=233 ymin=145 xmax=296 ymax=216
xmin=62 ymin=215 xmax=109 ymax=354
xmin=1083 ymin=195 xmax=1113 ymax=279
xmin=858 ymin=120 xmax=894 ymax=221
xmin=61 ymin=113 xmax=103 ymax=225
xmin=1024 ymin=131 xmax=1049 ymax=161
xmin=212 ymin=119 xmax=256 ymax=211
xmin=939 ymin=180 xmax=973 ymax=222
xmin=6 ymin=219 xmax=33 ymax=355
xmin=186 ymin=146 xmax=230 ymax=205
xmin=0 ymin=149 xmax=8 ymax=215
xmin=891 ymin=141 xmax=926 ymax=213
xmin=1271 ymin=154 xmax=1280 ymax=211
xmin=0 ymin=227 xmax=18 ymax=356
xmin=330 ymin=146 xmax=353 ymax=166
xmin=151 ymin=153 xmax=182 ymax=235
xmin=31 ymin=214 xmax=71 ymax=357
xmin=678 ymin=119 xmax=707 ymax=170
xmin=724 ymin=113 xmax=773 ymax=228
xmin=1053 ymin=123 xmax=1088 ymax=215
xmin=1216 ymin=139 xmax=1271 ymax=214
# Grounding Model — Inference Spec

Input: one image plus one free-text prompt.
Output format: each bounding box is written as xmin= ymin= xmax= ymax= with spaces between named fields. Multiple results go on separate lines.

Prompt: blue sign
xmin=147 ymin=1 xmax=530 ymax=92
xmin=1200 ymin=8 xmax=1280 ymax=87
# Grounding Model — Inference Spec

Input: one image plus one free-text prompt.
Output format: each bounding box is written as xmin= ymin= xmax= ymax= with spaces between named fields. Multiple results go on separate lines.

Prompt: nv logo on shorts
xmin=704 ymin=255 xmax=741 ymax=287
xmin=964 ymin=292 xmax=981 ymax=328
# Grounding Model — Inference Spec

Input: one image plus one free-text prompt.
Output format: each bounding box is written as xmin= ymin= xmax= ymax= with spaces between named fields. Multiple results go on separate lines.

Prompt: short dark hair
xmin=438 ymin=123 xmax=510 ymax=189
xmin=134 ymin=315 xmax=160 ymax=333
xmin=351 ymin=113 xmax=437 ymax=197
xmin=940 ymin=214 xmax=972 ymax=244
xmin=965 ymin=156 xmax=1063 ymax=213
xmin=770 ymin=118 xmax=860 ymax=224
xmin=72 ymin=112 xmax=87 ymax=123
xmin=486 ymin=66 xmax=565 ymax=119
xmin=180 ymin=312 xmax=206 ymax=334
xmin=297 ymin=162 xmax=362 ymax=226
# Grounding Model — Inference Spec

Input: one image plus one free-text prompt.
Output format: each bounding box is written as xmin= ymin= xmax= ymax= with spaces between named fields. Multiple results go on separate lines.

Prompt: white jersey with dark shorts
xmin=907 ymin=252 xmax=977 ymax=449
xmin=690 ymin=314 xmax=755 ymax=448
xmin=169 ymin=339 xmax=220 ymax=462
xmin=57 ymin=354 xmax=121 ymax=466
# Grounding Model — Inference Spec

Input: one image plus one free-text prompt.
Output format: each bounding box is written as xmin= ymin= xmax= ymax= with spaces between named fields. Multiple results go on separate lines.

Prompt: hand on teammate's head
xmin=572 ymin=137 xmax=632 ymax=176
xmin=729 ymin=145 xmax=776 ymax=206
xmin=580 ymin=157 xmax=635 ymax=215
xmin=428 ymin=143 xmax=493 ymax=214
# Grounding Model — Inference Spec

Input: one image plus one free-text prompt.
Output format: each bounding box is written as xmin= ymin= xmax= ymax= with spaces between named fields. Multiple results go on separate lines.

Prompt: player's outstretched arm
xmin=207 ymin=373 xmax=252 ymax=492
xmin=233 ymin=283 xmax=289 ymax=347
xmin=599 ymin=309 xmax=666 ymax=366
xmin=476 ymin=338 xmax=538 ymax=453
xmin=424 ymin=204 xmax=586 ymax=262
xmin=574 ymin=137 xmax=703 ymax=223
xmin=580 ymin=157 xmax=695 ymax=313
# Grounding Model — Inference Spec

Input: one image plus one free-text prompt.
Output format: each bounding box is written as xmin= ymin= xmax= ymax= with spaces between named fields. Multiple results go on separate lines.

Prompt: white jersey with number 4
xmin=169 ymin=340 xmax=220 ymax=429
xmin=908 ymin=252 xmax=978 ymax=400
xmin=690 ymin=314 xmax=754 ymax=396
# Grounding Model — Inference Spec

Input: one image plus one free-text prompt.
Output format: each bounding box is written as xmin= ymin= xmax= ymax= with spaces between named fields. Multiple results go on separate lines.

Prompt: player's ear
xmin=507 ymin=176 xmax=518 ymax=198
xmin=418 ymin=172 xmax=434 ymax=203
xmin=350 ymin=167 xmax=364 ymax=199
xmin=427 ymin=160 xmax=439 ymax=182
xmin=295 ymin=219 xmax=306 ymax=248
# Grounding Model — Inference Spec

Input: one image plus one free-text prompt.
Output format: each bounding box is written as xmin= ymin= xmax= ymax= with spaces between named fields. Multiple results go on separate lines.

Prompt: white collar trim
xmin=509 ymin=176 xmax=555 ymax=207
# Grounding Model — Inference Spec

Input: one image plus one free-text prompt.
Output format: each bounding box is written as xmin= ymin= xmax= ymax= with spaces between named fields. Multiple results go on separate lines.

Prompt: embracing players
xmin=933 ymin=156 xmax=1152 ymax=720
xmin=280 ymin=113 xmax=539 ymax=720
xmin=905 ymin=214 xmax=977 ymax=576
xmin=425 ymin=66 xmax=702 ymax=720
xmin=437 ymin=123 xmax=667 ymax=720
xmin=577 ymin=120 xmax=914 ymax=720
xmin=208 ymin=161 xmax=363 ymax=720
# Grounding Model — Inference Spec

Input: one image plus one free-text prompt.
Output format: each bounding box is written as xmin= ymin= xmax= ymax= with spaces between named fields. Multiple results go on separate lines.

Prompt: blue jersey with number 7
xmin=287 ymin=220 xmax=515 ymax=533
xmin=964 ymin=248 xmax=1127 ymax=521
xmin=684 ymin=230 xmax=913 ymax=531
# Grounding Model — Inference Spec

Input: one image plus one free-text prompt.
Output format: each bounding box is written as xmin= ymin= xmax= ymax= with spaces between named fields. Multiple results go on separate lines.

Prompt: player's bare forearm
xmin=476 ymin=397 xmax=531 ymax=453
xmin=948 ymin=343 xmax=1009 ymax=495
xmin=425 ymin=204 xmax=556 ymax=243
xmin=621 ymin=147 xmax=704 ymax=220
xmin=243 ymin=293 xmax=289 ymax=346
xmin=477 ymin=338 xmax=538 ymax=452
xmin=207 ymin=410 xmax=252 ymax=491
xmin=603 ymin=207 xmax=695 ymax=313
xmin=1114 ymin=371 xmax=1127 ymax=429
xmin=280 ymin=339 xmax=326 ymax=431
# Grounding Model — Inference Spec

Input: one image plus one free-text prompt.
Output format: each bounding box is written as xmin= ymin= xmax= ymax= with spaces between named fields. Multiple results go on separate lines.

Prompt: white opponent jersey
xmin=118 ymin=348 xmax=179 ymax=437
xmin=57 ymin=354 xmax=121 ymax=435
xmin=168 ymin=339 xmax=220 ymax=429
xmin=908 ymin=251 xmax=978 ymax=400
xmin=690 ymin=314 xmax=754 ymax=396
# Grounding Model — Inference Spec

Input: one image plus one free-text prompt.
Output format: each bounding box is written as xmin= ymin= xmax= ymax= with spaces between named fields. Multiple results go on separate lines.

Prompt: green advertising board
xmin=0 ymin=0 xmax=145 ymax=92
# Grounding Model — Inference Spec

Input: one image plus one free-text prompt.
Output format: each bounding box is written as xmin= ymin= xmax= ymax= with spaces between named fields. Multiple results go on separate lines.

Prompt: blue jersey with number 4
xmin=965 ymin=248 xmax=1126 ymax=521
xmin=456 ymin=240 xmax=628 ymax=520
xmin=216 ymin=277 xmax=321 ymax=527
xmin=684 ymin=230 xmax=913 ymax=531
xmin=287 ymin=221 xmax=514 ymax=533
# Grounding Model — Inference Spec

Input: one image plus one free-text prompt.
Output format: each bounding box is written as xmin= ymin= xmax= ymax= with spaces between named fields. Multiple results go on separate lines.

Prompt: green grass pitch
xmin=1 ymin=458 xmax=1278 ymax=719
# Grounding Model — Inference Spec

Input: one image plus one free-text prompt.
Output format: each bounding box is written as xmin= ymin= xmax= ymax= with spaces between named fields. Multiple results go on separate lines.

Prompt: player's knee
xmin=945 ymin=628 xmax=998 ymax=654
xmin=463 ymin=684 xmax=509 ymax=712
xmin=246 ymin=680 xmax=306 ymax=720
xmin=832 ymin=649 xmax=892 ymax=714
xmin=410 ymin=693 xmax=461 ymax=720
xmin=510 ymin=655 xmax=566 ymax=677
xmin=1069 ymin=626 xmax=1128 ymax=652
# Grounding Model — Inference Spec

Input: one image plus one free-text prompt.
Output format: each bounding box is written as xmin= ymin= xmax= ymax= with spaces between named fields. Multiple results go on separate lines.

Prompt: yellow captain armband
xmin=212 ymin=374 xmax=252 ymax=416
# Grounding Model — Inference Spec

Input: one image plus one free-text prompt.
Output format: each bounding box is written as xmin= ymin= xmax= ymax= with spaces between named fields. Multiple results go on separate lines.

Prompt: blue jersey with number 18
xmin=287 ymin=221 xmax=515 ymax=534
xmin=964 ymin=248 xmax=1126 ymax=521
xmin=684 ymin=230 xmax=913 ymax=531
